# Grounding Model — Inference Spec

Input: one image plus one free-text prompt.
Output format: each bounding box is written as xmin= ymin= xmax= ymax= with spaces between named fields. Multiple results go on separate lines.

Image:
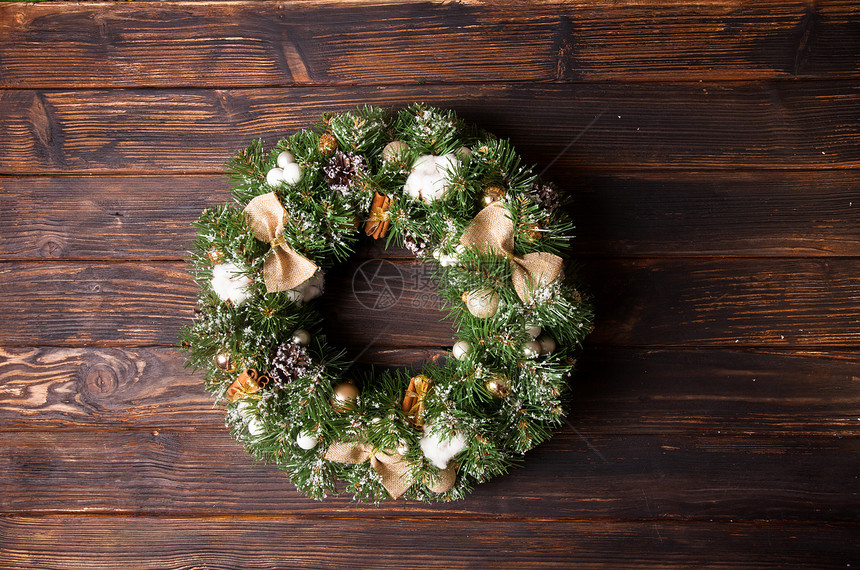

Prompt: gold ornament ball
xmin=331 ymin=380 xmax=360 ymax=412
xmin=484 ymin=373 xmax=511 ymax=399
xmin=382 ymin=140 xmax=409 ymax=162
xmin=292 ymin=328 xmax=311 ymax=346
xmin=207 ymin=247 xmax=225 ymax=265
xmin=317 ymin=133 xmax=338 ymax=156
xmin=214 ymin=352 xmax=236 ymax=372
xmin=464 ymin=288 xmax=500 ymax=319
xmin=538 ymin=334 xmax=557 ymax=355
xmin=481 ymin=184 xmax=505 ymax=207
xmin=526 ymin=222 xmax=544 ymax=241
xmin=523 ymin=340 xmax=541 ymax=359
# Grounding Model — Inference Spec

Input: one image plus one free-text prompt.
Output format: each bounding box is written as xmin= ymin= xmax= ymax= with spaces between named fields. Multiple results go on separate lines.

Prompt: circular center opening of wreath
xmin=184 ymin=105 xmax=592 ymax=502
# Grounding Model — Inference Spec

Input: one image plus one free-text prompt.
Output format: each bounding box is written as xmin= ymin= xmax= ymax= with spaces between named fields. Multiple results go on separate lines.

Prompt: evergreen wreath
xmin=181 ymin=104 xmax=594 ymax=503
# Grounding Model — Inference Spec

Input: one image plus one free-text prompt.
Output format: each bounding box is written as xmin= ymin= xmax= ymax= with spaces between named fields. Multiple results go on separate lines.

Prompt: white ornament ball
xmin=526 ymin=325 xmax=542 ymax=339
xmin=292 ymin=329 xmax=311 ymax=346
xmin=382 ymin=140 xmax=409 ymax=162
xmin=266 ymin=167 xmax=284 ymax=186
xmin=538 ymin=334 xmax=557 ymax=355
xmin=277 ymin=150 xmax=296 ymax=168
xmin=419 ymin=423 xmax=467 ymax=469
xmin=285 ymin=289 xmax=303 ymax=304
xmin=281 ymin=162 xmax=302 ymax=185
xmin=210 ymin=262 xmax=253 ymax=306
xmin=236 ymin=400 xmax=254 ymax=418
xmin=296 ymin=431 xmax=318 ymax=450
xmin=247 ymin=418 xmax=264 ymax=436
xmin=452 ymin=340 xmax=472 ymax=361
xmin=523 ymin=340 xmax=541 ymax=359
xmin=465 ymin=288 xmax=500 ymax=319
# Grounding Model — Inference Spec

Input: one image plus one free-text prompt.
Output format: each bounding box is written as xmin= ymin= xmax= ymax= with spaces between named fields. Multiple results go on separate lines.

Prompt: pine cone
xmin=268 ymin=342 xmax=312 ymax=388
xmin=529 ymin=183 xmax=561 ymax=211
xmin=324 ymin=151 xmax=365 ymax=194
xmin=404 ymin=233 xmax=429 ymax=258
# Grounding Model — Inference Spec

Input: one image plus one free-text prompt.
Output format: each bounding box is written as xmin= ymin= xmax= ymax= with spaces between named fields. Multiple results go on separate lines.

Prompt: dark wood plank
xmin=1 ymin=429 xmax=857 ymax=521
xmin=0 ymin=516 xmax=856 ymax=569
xmin=2 ymin=348 xmax=857 ymax=436
xmin=4 ymin=170 xmax=860 ymax=260
xmin=1 ymin=83 xmax=858 ymax=174
xmin=1 ymin=1 xmax=857 ymax=88
xmin=0 ymin=346 xmax=445 ymax=429
xmin=0 ymin=176 xmax=229 ymax=260
xmin=3 ymin=258 xmax=860 ymax=348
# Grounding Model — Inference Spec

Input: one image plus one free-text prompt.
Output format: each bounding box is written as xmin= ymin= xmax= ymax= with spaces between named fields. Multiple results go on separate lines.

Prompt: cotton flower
xmin=403 ymin=153 xmax=460 ymax=202
xmin=419 ymin=423 xmax=467 ymax=469
xmin=210 ymin=262 xmax=253 ymax=305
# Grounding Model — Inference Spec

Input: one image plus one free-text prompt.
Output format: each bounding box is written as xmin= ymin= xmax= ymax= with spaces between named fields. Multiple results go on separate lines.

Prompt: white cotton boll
xmin=435 ymin=153 xmax=460 ymax=174
xmin=404 ymin=154 xmax=454 ymax=202
xmin=277 ymin=151 xmax=296 ymax=168
xmin=281 ymin=162 xmax=302 ymax=185
xmin=299 ymin=272 xmax=325 ymax=302
xmin=419 ymin=424 xmax=467 ymax=469
xmin=438 ymin=253 xmax=458 ymax=267
xmin=285 ymin=289 xmax=303 ymax=304
xmin=456 ymin=146 xmax=473 ymax=160
xmin=266 ymin=167 xmax=284 ymax=186
xmin=211 ymin=262 xmax=253 ymax=306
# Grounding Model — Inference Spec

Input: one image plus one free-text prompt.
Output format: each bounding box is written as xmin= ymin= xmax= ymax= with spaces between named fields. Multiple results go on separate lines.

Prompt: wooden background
xmin=1 ymin=1 xmax=858 ymax=567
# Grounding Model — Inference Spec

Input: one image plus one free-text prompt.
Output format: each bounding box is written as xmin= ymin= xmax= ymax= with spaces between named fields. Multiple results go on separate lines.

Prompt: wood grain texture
xmin=3 ymin=170 xmax=859 ymax=260
xmin=0 ymin=516 xmax=855 ymax=569
xmin=1 ymin=1 xmax=858 ymax=87
xmin=2 ymin=348 xmax=857 ymax=437
xmin=1 ymin=83 xmax=858 ymax=174
xmin=2 ymin=259 xmax=859 ymax=348
xmin=1 ymin=429 xmax=857 ymax=521
xmin=2 ymin=0 xmax=858 ymax=565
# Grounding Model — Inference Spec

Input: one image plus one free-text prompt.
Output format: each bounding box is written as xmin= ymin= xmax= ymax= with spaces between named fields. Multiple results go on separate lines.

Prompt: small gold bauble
xmin=481 ymin=184 xmax=505 ymax=207
xmin=207 ymin=248 xmax=225 ymax=265
xmin=538 ymin=334 xmax=557 ymax=355
xmin=292 ymin=329 xmax=311 ymax=346
xmin=526 ymin=222 xmax=544 ymax=241
xmin=464 ymin=288 xmax=500 ymax=319
xmin=331 ymin=379 xmax=359 ymax=412
xmin=484 ymin=373 xmax=511 ymax=399
xmin=382 ymin=140 xmax=408 ymax=162
xmin=317 ymin=132 xmax=338 ymax=156
xmin=214 ymin=352 xmax=236 ymax=372
xmin=523 ymin=340 xmax=541 ymax=359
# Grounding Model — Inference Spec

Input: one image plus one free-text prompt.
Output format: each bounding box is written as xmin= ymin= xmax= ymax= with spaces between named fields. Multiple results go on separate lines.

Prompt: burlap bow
xmin=460 ymin=203 xmax=563 ymax=304
xmin=243 ymin=192 xmax=318 ymax=293
xmin=325 ymin=441 xmax=456 ymax=498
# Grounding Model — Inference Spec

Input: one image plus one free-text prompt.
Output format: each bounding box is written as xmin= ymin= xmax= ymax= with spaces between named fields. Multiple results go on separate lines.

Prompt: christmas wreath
xmin=181 ymin=105 xmax=593 ymax=503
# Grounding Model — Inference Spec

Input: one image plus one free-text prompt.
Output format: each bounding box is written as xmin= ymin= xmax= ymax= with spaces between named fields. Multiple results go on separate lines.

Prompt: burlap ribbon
xmin=325 ymin=441 xmax=456 ymax=498
xmin=460 ymin=203 xmax=563 ymax=304
xmin=243 ymin=192 xmax=318 ymax=293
